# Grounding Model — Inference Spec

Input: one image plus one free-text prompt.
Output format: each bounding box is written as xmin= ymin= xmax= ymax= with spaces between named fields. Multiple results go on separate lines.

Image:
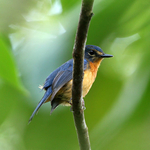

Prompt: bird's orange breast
xmin=82 ymin=59 xmax=103 ymax=97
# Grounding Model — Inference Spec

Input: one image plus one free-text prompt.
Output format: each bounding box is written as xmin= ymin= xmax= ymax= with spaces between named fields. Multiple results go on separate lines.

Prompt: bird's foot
xmin=81 ymin=98 xmax=86 ymax=110
xmin=70 ymin=106 xmax=73 ymax=112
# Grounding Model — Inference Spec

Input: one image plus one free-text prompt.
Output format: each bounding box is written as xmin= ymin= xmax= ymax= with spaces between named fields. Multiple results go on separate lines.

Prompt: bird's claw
xmin=81 ymin=98 xmax=86 ymax=110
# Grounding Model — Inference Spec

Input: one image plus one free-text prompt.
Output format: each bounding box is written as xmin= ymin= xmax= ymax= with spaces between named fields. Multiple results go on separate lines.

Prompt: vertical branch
xmin=72 ymin=0 xmax=94 ymax=150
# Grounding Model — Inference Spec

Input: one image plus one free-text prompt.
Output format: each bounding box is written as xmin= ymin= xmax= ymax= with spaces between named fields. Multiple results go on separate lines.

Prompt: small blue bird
xmin=29 ymin=45 xmax=113 ymax=122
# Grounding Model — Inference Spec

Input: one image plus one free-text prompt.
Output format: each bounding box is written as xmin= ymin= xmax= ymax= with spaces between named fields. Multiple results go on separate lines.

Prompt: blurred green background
xmin=0 ymin=0 xmax=150 ymax=149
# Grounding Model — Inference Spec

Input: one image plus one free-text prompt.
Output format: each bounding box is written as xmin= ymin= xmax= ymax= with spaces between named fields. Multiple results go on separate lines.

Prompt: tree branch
xmin=72 ymin=0 xmax=94 ymax=150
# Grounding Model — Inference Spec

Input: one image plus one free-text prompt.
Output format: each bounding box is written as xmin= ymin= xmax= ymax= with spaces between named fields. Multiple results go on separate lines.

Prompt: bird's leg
xmin=81 ymin=98 xmax=86 ymax=110
xmin=70 ymin=106 xmax=73 ymax=112
xmin=69 ymin=98 xmax=72 ymax=104
xmin=69 ymin=98 xmax=73 ymax=112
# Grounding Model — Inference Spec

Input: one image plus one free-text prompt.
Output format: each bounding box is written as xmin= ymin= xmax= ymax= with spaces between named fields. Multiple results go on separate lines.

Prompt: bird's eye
xmin=88 ymin=50 xmax=95 ymax=56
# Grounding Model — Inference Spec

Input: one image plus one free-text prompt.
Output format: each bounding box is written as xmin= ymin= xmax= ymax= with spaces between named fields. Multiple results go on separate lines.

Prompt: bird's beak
xmin=101 ymin=54 xmax=113 ymax=58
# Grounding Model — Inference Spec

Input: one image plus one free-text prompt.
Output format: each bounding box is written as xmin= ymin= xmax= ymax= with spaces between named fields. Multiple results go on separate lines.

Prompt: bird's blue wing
xmin=51 ymin=70 xmax=73 ymax=102
xmin=42 ymin=59 xmax=74 ymax=90
xmin=43 ymin=59 xmax=88 ymax=90
xmin=28 ymin=59 xmax=74 ymax=123
xmin=50 ymin=59 xmax=74 ymax=101
xmin=29 ymin=58 xmax=88 ymax=122
xmin=50 ymin=59 xmax=88 ymax=102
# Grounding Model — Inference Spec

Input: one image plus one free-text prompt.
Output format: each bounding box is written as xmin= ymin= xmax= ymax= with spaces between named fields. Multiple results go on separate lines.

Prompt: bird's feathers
xmin=51 ymin=70 xmax=73 ymax=102
xmin=42 ymin=59 xmax=73 ymax=90
xmin=29 ymin=59 xmax=88 ymax=123
xmin=43 ymin=59 xmax=88 ymax=90
xmin=28 ymin=87 xmax=52 ymax=123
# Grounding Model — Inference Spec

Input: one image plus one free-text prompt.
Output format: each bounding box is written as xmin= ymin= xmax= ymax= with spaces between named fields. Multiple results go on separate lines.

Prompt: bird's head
xmin=85 ymin=45 xmax=113 ymax=62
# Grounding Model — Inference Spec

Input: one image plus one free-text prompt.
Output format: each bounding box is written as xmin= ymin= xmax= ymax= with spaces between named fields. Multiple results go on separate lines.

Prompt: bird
xmin=29 ymin=45 xmax=113 ymax=123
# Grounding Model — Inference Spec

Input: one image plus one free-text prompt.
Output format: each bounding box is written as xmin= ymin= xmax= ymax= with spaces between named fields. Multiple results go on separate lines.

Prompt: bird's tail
xmin=28 ymin=87 xmax=52 ymax=123
xmin=50 ymin=100 xmax=60 ymax=114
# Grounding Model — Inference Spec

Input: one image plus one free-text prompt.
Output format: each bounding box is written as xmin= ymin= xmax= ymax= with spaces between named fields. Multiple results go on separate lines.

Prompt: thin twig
xmin=72 ymin=0 xmax=94 ymax=150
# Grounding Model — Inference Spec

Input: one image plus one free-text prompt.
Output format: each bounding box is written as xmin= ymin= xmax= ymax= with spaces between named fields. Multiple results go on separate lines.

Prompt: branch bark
xmin=72 ymin=0 xmax=94 ymax=150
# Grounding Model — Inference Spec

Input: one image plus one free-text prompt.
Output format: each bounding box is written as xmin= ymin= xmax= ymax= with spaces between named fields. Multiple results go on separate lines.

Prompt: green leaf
xmin=0 ymin=38 xmax=27 ymax=94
